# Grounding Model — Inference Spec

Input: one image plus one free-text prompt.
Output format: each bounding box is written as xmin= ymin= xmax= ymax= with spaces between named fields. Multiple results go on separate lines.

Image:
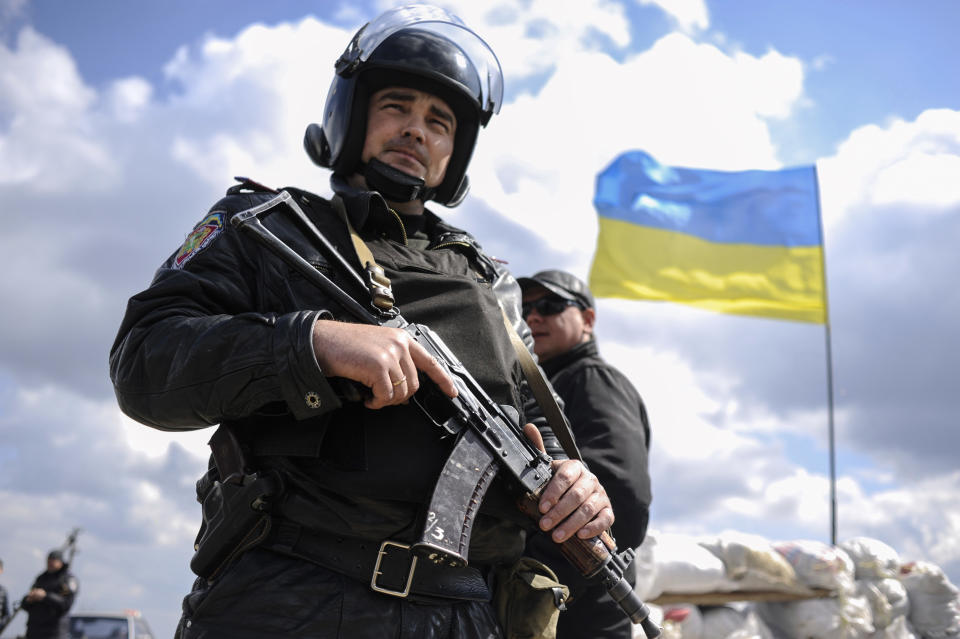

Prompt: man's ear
xmin=581 ymin=307 xmax=596 ymax=336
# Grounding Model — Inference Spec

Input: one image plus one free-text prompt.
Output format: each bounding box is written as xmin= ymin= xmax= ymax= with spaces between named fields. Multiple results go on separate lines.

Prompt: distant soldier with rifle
xmin=20 ymin=549 xmax=78 ymax=639
xmin=110 ymin=5 xmax=658 ymax=638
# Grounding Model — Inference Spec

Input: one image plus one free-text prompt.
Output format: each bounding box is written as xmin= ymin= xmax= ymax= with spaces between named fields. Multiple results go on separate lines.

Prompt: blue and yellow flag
xmin=589 ymin=151 xmax=826 ymax=323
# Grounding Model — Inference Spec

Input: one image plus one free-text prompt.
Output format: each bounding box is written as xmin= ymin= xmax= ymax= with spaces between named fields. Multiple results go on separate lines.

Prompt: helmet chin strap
xmin=363 ymin=159 xmax=436 ymax=204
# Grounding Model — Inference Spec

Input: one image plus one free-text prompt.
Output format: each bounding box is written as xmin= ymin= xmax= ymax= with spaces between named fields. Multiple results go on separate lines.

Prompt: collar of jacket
xmin=330 ymin=173 xmax=481 ymax=252
xmin=541 ymin=337 xmax=599 ymax=377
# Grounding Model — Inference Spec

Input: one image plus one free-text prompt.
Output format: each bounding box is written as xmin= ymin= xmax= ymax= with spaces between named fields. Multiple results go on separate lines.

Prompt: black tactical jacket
xmin=110 ymin=178 xmax=561 ymax=565
xmin=542 ymin=339 xmax=651 ymax=547
xmin=21 ymin=566 xmax=77 ymax=639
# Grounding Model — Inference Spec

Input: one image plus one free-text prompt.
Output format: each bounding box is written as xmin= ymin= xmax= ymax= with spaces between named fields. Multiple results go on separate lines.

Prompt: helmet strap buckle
xmin=363 ymin=159 xmax=434 ymax=203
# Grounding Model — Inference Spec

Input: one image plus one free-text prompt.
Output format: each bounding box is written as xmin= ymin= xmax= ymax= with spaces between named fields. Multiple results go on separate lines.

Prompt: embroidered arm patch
xmin=174 ymin=211 xmax=225 ymax=269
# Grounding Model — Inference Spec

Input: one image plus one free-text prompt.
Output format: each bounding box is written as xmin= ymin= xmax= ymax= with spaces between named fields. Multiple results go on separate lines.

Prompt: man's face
xmin=47 ymin=557 xmax=63 ymax=572
xmin=361 ymin=86 xmax=457 ymax=189
xmin=522 ymin=286 xmax=594 ymax=363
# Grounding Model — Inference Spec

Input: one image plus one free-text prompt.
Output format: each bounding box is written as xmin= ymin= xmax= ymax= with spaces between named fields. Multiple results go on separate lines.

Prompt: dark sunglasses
xmin=522 ymin=296 xmax=581 ymax=317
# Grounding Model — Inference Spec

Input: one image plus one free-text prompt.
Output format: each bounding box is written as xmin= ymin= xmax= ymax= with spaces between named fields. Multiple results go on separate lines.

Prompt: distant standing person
xmin=519 ymin=269 xmax=652 ymax=639
xmin=0 ymin=558 xmax=10 ymax=629
xmin=21 ymin=550 xmax=78 ymax=639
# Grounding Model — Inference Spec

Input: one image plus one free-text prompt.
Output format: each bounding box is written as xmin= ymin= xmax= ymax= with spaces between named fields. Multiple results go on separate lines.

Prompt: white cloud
xmin=818 ymin=108 xmax=960 ymax=227
xmin=872 ymin=151 xmax=960 ymax=209
xmin=840 ymin=472 xmax=960 ymax=569
xmin=107 ymin=76 xmax=153 ymax=123
xmin=0 ymin=26 xmax=116 ymax=189
xmin=0 ymin=25 xmax=93 ymax=119
xmin=634 ymin=0 xmax=709 ymax=32
xmin=157 ymin=18 xmax=352 ymax=191
xmin=117 ymin=411 xmax=210 ymax=461
xmin=415 ymin=0 xmax=632 ymax=81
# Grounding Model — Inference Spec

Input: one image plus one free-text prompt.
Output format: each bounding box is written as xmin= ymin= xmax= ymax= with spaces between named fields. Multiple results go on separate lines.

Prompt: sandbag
xmin=658 ymin=603 xmax=703 ymax=639
xmin=858 ymin=579 xmax=895 ymax=630
xmin=756 ymin=591 xmax=875 ymax=639
xmin=634 ymin=532 xmax=659 ymax=600
xmin=874 ymin=578 xmax=909 ymax=622
xmin=840 ymin=537 xmax=901 ymax=581
xmin=899 ymin=561 xmax=960 ymax=638
xmin=870 ymin=615 xmax=920 ymax=639
xmin=774 ymin=539 xmax=856 ymax=592
xmin=652 ymin=533 xmax=731 ymax=596
xmin=700 ymin=532 xmax=804 ymax=593
xmin=701 ymin=605 xmax=774 ymax=639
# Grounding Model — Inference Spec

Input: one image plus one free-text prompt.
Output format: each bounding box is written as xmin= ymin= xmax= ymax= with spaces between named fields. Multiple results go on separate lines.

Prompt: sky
xmin=1 ymin=0 xmax=959 ymax=636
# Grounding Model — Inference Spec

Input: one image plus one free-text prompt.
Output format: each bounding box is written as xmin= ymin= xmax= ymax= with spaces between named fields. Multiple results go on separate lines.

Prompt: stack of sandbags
xmin=630 ymin=532 xmax=960 ymax=639
xmin=752 ymin=536 xmax=960 ymax=639
xmin=755 ymin=540 xmax=874 ymax=639
xmin=839 ymin=537 xmax=917 ymax=638
xmin=699 ymin=531 xmax=809 ymax=594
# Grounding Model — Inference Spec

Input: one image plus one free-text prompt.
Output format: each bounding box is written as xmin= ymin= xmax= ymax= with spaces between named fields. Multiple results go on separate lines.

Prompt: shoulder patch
xmin=174 ymin=211 xmax=225 ymax=269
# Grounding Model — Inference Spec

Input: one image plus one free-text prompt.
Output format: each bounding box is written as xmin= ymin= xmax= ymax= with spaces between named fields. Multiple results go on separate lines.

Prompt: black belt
xmin=263 ymin=522 xmax=491 ymax=603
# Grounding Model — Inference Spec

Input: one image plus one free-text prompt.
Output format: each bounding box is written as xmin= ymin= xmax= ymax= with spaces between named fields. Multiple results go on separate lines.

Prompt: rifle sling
xmin=329 ymin=193 xmax=581 ymax=462
xmin=498 ymin=307 xmax=582 ymax=462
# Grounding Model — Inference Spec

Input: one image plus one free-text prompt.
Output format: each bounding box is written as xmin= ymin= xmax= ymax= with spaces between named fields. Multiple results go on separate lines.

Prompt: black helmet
xmin=304 ymin=4 xmax=503 ymax=207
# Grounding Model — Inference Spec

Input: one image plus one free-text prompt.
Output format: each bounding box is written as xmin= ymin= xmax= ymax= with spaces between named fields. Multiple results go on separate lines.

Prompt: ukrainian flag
xmin=589 ymin=151 xmax=826 ymax=324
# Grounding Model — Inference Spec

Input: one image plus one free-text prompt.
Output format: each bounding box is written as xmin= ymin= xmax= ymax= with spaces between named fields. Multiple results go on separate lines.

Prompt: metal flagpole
xmin=824 ymin=320 xmax=837 ymax=546
xmin=813 ymin=166 xmax=837 ymax=546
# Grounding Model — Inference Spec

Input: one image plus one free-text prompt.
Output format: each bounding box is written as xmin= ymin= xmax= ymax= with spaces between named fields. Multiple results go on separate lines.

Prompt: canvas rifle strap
xmin=329 ymin=194 xmax=581 ymax=461
xmin=331 ymin=195 xmax=395 ymax=311
xmin=499 ymin=307 xmax=582 ymax=462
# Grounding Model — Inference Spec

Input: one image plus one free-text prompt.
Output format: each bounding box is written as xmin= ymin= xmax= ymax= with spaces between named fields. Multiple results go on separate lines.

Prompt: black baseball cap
xmin=517 ymin=269 xmax=594 ymax=309
xmin=47 ymin=550 xmax=63 ymax=561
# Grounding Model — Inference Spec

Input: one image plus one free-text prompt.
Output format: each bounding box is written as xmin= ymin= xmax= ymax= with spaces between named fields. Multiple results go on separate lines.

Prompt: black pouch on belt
xmin=190 ymin=470 xmax=282 ymax=580
xmin=190 ymin=425 xmax=283 ymax=580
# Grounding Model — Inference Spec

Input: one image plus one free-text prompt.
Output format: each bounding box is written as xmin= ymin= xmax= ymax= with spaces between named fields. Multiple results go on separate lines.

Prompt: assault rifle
xmin=231 ymin=191 xmax=661 ymax=638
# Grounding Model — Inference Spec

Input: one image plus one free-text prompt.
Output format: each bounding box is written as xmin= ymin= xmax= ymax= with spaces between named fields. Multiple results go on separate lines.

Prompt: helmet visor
xmin=343 ymin=5 xmax=503 ymax=119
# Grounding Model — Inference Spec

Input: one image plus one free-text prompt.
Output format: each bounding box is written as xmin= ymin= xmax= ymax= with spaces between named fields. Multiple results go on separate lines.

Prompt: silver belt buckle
xmin=370 ymin=540 xmax=418 ymax=598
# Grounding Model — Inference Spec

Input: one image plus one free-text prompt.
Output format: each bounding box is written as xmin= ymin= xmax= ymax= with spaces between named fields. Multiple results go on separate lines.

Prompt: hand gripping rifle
xmin=231 ymin=192 xmax=661 ymax=638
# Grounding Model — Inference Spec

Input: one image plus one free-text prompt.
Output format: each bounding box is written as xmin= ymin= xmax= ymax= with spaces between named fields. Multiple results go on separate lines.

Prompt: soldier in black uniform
xmin=21 ymin=551 xmax=78 ymax=639
xmin=519 ymin=270 xmax=652 ymax=639
xmin=110 ymin=5 xmax=616 ymax=638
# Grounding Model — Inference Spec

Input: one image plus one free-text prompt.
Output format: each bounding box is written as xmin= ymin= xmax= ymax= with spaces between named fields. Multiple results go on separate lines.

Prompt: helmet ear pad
xmin=445 ymin=174 xmax=470 ymax=208
xmin=303 ymin=123 xmax=329 ymax=167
